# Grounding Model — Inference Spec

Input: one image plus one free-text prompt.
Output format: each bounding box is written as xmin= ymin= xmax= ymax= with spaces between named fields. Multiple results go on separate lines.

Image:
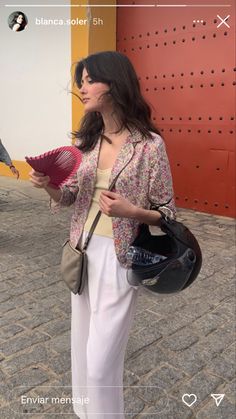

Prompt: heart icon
xmin=182 ymin=393 xmax=197 ymax=407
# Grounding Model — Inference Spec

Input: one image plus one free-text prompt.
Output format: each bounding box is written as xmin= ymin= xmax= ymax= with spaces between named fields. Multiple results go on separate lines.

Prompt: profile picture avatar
xmin=8 ymin=11 xmax=28 ymax=32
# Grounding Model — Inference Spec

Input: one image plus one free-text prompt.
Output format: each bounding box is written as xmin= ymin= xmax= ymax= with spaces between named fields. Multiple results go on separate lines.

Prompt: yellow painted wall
xmin=71 ymin=0 xmax=116 ymax=135
xmin=0 ymin=161 xmax=31 ymax=179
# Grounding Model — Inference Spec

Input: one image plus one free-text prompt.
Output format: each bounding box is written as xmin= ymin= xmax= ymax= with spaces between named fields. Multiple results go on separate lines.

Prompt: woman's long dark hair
xmin=71 ymin=51 xmax=162 ymax=152
xmin=9 ymin=11 xmax=27 ymax=31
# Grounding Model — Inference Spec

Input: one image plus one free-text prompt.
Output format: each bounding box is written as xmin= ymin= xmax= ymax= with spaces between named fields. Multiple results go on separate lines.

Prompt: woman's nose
xmin=79 ymin=84 xmax=87 ymax=94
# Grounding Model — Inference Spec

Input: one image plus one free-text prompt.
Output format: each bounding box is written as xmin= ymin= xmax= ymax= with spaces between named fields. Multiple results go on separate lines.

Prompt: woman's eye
xmin=79 ymin=78 xmax=95 ymax=88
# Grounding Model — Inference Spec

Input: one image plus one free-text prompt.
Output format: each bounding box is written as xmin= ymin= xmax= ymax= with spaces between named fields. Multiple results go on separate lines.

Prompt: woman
xmin=9 ymin=11 xmax=27 ymax=32
xmin=0 ymin=139 xmax=19 ymax=178
xmin=30 ymin=51 xmax=176 ymax=418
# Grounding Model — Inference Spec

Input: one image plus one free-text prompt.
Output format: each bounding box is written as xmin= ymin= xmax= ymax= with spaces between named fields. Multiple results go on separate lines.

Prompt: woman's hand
xmin=99 ymin=190 xmax=162 ymax=226
xmin=10 ymin=165 xmax=19 ymax=179
xmin=29 ymin=169 xmax=50 ymax=189
xmin=99 ymin=190 xmax=136 ymax=218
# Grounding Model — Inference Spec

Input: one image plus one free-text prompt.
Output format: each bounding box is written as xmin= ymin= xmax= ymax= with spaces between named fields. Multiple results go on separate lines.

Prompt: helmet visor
xmin=127 ymin=248 xmax=196 ymax=293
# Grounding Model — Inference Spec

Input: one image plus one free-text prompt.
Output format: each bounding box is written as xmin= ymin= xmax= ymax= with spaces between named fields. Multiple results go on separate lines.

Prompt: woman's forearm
xmin=132 ymin=206 xmax=161 ymax=226
xmin=44 ymin=185 xmax=63 ymax=203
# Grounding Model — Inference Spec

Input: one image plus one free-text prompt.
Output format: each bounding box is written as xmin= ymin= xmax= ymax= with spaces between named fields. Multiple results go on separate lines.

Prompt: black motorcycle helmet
xmin=127 ymin=209 xmax=202 ymax=294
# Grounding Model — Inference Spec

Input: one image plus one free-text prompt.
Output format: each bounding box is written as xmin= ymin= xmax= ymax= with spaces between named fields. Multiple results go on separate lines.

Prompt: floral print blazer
xmin=54 ymin=128 xmax=176 ymax=268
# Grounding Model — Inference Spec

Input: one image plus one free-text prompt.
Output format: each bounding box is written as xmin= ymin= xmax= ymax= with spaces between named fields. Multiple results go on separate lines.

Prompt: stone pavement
xmin=0 ymin=176 xmax=235 ymax=419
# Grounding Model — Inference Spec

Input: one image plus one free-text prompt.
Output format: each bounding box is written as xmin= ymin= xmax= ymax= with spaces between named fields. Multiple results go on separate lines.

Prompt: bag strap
xmin=81 ymin=174 xmax=118 ymax=250
xmin=80 ymin=153 xmax=136 ymax=251
xmin=150 ymin=196 xmax=174 ymax=221
xmin=149 ymin=196 xmax=173 ymax=210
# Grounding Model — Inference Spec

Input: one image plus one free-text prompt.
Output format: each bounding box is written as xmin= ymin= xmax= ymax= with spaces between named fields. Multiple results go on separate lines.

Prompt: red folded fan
xmin=25 ymin=146 xmax=82 ymax=188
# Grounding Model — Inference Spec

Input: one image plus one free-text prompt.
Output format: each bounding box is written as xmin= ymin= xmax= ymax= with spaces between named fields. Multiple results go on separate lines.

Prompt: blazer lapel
xmin=110 ymin=127 xmax=143 ymax=185
xmin=85 ymin=128 xmax=144 ymax=189
xmin=81 ymin=136 xmax=102 ymax=197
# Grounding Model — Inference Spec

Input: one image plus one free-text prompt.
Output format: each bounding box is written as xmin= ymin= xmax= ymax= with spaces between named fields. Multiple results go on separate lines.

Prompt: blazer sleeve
xmin=148 ymin=136 xmax=176 ymax=219
xmin=0 ymin=141 xmax=12 ymax=166
xmin=50 ymin=166 xmax=79 ymax=212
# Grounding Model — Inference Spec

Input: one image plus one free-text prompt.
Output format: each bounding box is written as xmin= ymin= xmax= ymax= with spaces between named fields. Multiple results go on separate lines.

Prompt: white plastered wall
xmin=0 ymin=0 xmax=72 ymax=160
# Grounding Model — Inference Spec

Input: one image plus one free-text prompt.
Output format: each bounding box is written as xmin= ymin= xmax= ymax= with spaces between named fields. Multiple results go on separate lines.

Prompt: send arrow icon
xmin=211 ymin=394 xmax=225 ymax=406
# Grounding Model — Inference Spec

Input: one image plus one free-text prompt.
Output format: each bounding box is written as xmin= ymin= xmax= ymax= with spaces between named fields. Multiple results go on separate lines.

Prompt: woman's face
xmin=79 ymin=68 xmax=111 ymax=113
xmin=16 ymin=14 xmax=23 ymax=24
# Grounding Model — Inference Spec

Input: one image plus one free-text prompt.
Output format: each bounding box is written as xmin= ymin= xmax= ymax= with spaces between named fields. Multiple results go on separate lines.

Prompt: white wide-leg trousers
xmin=71 ymin=231 xmax=139 ymax=419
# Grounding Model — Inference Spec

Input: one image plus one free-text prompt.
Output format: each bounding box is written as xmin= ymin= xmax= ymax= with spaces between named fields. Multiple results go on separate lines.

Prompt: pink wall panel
xmin=117 ymin=0 xmax=235 ymax=217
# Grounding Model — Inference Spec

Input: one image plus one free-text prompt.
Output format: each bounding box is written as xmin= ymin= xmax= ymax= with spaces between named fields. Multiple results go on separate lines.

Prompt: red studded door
xmin=117 ymin=0 xmax=235 ymax=217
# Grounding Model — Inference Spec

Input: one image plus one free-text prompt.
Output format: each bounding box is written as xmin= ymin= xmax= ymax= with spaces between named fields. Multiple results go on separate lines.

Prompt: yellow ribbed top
xmin=84 ymin=167 xmax=113 ymax=238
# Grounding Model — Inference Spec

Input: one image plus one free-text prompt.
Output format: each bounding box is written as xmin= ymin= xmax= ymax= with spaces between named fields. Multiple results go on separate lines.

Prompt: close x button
xmin=216 ymin=15 xmax=230 ymax=28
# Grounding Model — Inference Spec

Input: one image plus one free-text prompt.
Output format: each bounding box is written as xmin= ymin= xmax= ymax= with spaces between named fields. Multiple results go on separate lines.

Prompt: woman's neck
xmin=100 ymin=109 xmax=131 ymax=145
xmin=101 ymin=110 xmax=124 ymax=136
